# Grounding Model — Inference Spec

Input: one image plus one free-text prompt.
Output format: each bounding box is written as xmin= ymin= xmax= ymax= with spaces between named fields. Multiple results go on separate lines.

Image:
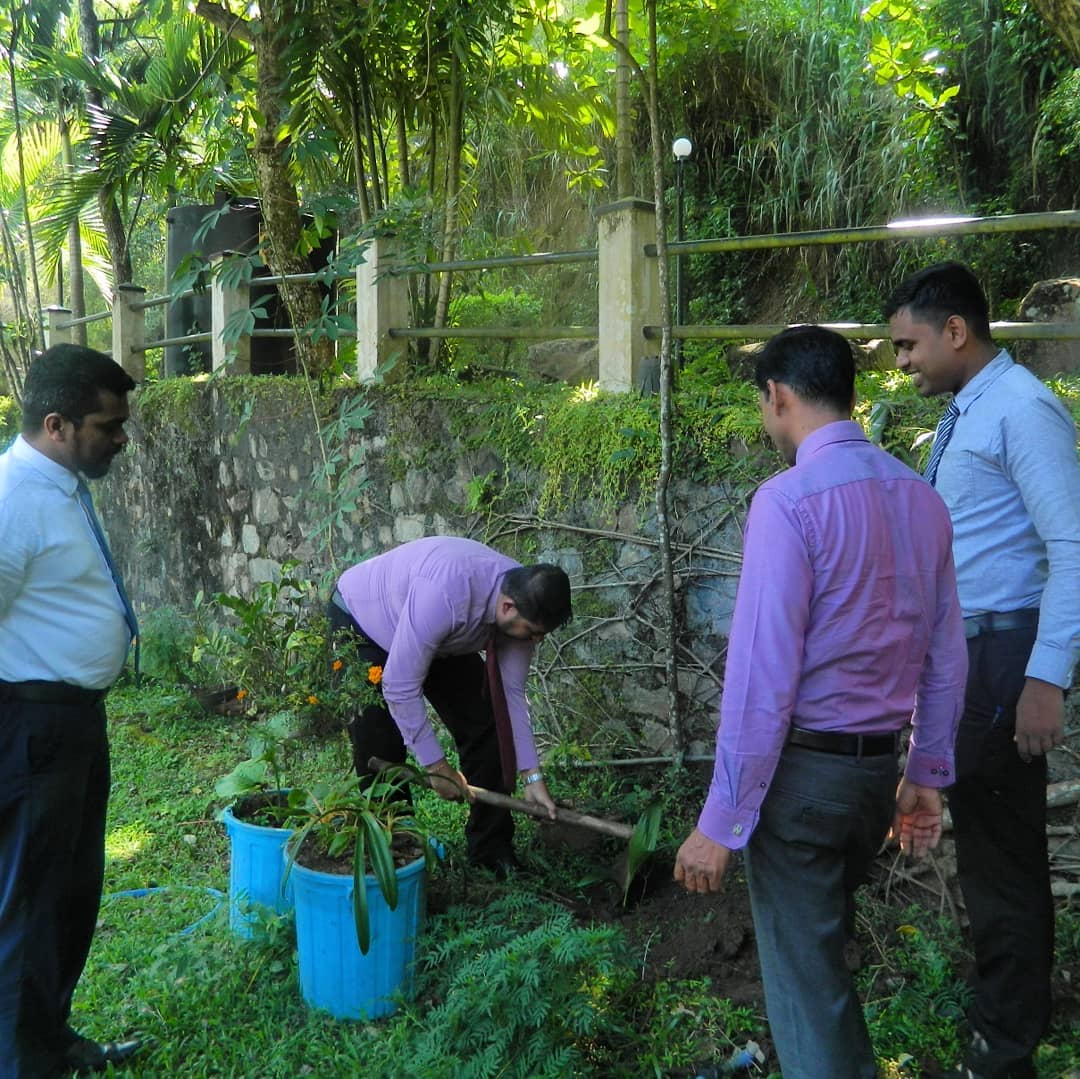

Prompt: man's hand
xmin=425 ymin=759 xmax=474 ymax=803
xmin=674 ymin=828 xmax=731 ymax=894
xmin=520 ymin=775 xmax=557 ymax=820
xmin=890 ymin=778 xmax=943 ymax=859
xmin=1014 ymin=677 xmax=1065 ymax=763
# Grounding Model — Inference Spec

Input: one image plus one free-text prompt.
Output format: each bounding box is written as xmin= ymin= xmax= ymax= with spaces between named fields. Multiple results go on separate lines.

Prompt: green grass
xmin=66 ymin=680 xmax=1079 ymax=1077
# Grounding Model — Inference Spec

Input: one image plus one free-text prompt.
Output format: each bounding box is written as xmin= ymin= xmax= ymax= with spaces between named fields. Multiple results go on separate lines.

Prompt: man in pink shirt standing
xmin=329 ymin=537 xmax=572 ymax=875
xmin=675 ymin=325 xmax=968 ymax=1078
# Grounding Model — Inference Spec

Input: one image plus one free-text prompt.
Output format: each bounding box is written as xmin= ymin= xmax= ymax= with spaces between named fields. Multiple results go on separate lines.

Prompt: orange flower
xmin=332 ymin=658 xmax=344 ymax=672
xmin=235 ymin=689 xmax=247 ymax=701
xmin=307 ymin=694 xmax=319 ymax=705
xmin=367 ymin=665 xmax=383 ymax=686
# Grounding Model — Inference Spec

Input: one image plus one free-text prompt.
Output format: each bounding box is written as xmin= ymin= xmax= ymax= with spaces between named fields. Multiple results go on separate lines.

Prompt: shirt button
xmin=732 ymin=824 xmax=743 ymax=836
xmin=941 ymin=769 xmax=949 ymax=777
xmin=930 ymin=768 xmax=938 ymax=775
xmin=759 ymin=782 xmax=766 ymax=789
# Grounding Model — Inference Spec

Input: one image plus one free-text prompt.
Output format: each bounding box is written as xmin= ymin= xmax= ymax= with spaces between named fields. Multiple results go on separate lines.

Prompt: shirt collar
xmin=11 ymin=434 xmax=80 ymax=496
xmin=954 ymin=349 xmax=1012 ymax=414
xmin=795 ymin=419 xmax=868 ymax=465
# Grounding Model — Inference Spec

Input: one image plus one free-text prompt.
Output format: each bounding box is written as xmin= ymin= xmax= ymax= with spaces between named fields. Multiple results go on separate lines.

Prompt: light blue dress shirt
xmin=934 ymin=350 xmax=1080 ymax=688
xmin=0 ymin=435 xmax=132 ymax=688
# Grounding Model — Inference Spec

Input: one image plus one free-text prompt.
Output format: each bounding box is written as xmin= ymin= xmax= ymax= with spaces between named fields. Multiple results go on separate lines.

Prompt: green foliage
xmin=0 ymin=394 xmax=20 ymax=448
xmin=859 ymin=906 xmax=970 ymax=1068
xmin=214 ymin=710 xmax=305 ymax=803
xmin=307 ymin=389 xmax=377 ymax=576
xmin=862 ymin=0 xmax=960 ymax=131
xmin=406 ymin=892 xmax=635 ymax=1076
xmin=137 ymin=604 xmax=203 ymax=686
xmin=447 ymin=288 xmax=545 ymax=373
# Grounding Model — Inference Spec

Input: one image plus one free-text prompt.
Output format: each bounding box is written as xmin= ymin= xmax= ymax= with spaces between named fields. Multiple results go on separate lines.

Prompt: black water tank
xmin=164 ymin=197 xmax=335 ymax=377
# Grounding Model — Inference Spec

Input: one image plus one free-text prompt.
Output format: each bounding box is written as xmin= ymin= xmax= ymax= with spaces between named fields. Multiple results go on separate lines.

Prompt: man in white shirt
xmin=0 ymin=345 xmax=143 ymax=1077
xmin=887 ymin=262 xmax=1080 ymax=1079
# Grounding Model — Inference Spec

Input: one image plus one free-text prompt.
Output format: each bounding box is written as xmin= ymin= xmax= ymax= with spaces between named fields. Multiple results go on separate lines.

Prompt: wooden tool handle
xmin=368 ymin=757 xmax=634 ymax=841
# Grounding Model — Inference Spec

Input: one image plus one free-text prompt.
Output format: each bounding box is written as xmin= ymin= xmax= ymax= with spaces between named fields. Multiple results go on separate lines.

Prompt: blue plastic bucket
xmin=290 ymin=854 xmax=427 ymax=1020
xmin=222 ymin=803 xmax=294 ymax=938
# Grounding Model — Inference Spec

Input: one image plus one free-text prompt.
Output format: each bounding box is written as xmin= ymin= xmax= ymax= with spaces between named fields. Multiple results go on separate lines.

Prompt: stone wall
xmin=99 ymin=378 xmax=748 ymax=758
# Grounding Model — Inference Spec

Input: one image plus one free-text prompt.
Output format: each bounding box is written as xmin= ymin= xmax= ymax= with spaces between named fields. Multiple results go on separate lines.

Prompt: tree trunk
xmin=1029 ymin=0 xmax=1080 ymax=63
xmin=60 ymin=116 xmax=87 ymax=345
xmin=432 ymin=52 xmax=462 ymax=368
xmin=76 ymin=0 xmax=132 ymax=288
xmin=615 ymin=0 xmax=632 ymax=198
xmin=196 ymin=0 xmax=334 ymax=374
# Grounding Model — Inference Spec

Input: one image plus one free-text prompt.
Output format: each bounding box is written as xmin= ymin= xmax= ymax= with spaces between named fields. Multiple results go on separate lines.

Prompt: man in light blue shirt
xmin=0 ymin=345 xmax=144 ymax=1077
xmin=887 ymin=262 xmax=1080 ymax=1079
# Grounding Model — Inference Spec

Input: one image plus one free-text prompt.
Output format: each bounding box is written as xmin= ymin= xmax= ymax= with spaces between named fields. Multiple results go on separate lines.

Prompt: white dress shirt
xmin=0 ymin=435 xmax=131 ymax=688
xmin=934 ymin=350 xmax=1080 ymax=687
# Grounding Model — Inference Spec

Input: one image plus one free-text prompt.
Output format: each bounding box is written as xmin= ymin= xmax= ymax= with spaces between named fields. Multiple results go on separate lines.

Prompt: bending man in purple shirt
xmin=675 ymin=326 xmax=968 ymax=1079
xmin=329 ymin=537 xmax=572 ymax=874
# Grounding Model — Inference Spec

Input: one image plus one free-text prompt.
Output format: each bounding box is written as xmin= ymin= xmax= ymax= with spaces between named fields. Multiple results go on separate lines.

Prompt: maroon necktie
xmin=485 ymin=631 xmax=517 ymax=790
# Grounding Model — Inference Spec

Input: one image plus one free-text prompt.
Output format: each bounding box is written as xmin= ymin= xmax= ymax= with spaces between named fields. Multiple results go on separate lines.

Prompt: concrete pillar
xmin=45 ymin=307 xmax=73 ymax=348
xmin=596 ymin=198 xmax=660 ymax=393
xmin=210 ymin=254 xmax=252 ymax=374
xmin=111 ymin=285 xmax=146 ymax=383
xmin=356 ymin=235 xmax=410 ymax=382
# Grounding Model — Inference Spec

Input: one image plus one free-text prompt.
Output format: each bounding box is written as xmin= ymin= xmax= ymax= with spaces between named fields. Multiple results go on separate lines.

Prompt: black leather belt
xmin=0 ymin=680 xmax=109 ymax=707
xmin=788 ymin=725 xmax=899 ymax=757
xmin=963 ymin=608 xmax=1039 ymax=640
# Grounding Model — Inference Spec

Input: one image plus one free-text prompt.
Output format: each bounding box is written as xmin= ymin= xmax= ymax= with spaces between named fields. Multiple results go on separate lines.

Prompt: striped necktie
xmin=77 ymin=480 xmax=140 ymax=675
xmin=924 ymin=401 xmax=960 ymax=487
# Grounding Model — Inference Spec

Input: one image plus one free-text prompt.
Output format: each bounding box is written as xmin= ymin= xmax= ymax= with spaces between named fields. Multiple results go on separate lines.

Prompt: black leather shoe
xmin=64 ymin=1036 xmax=145 ymax=1074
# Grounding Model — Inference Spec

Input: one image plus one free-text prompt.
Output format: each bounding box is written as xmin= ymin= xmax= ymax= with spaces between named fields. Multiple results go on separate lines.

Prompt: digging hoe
xmin=368 ymin=755 xmax=660 ymax=899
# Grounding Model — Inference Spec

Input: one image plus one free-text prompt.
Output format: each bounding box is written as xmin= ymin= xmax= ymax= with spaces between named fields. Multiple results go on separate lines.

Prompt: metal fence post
xmin=210 ymin=254 xmax=252 ymax=374
xmin=112 ymin=285 xmax=146 ymax=383
xmin=356 ymin=235 xmax=410 ymax=382
xmin=45 ymin=306 xmax=74 ymax=348
xmin=596 ymin=198 xmax=660 ymax=392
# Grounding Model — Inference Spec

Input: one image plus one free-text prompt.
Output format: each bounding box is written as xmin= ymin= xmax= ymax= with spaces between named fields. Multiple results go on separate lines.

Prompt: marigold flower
xmin=235 ymin=689 xmax=247 ymax=701
xmin=367 ymin=665 xmax=383 ymax=685
xmin=332 ymin=658 xmax=344 ymax=672
xmin=307 ymin=694 xmax=319 ymax=705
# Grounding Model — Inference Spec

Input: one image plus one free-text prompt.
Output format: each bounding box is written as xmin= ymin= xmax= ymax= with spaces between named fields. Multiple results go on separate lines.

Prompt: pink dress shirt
xmin=698 ymin=421 xmax=968 ymax=850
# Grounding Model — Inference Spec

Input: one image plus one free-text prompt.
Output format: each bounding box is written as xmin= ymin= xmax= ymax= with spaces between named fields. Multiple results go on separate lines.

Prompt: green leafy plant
xmin=283 ymin=765 xmax=438 ymax=954
xmin=406 ymin=891 xmax=635 ymax=1077
xmin=214 ymin=710 xmax=303 ymax=807
xmin=859 ymin=905 xmax=970 ymax=1069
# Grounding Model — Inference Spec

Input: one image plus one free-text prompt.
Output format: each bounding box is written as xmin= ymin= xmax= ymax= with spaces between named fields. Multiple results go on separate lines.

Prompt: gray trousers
xmin=745 ymin=743 xmax=898 ymax=1079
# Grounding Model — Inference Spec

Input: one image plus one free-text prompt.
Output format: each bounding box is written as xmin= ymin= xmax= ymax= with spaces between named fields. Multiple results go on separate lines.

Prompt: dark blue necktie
xmin=77 ymin=480 xmax=140 ymax=675
xmin=924 ymin=401 xmax=960 ymax=487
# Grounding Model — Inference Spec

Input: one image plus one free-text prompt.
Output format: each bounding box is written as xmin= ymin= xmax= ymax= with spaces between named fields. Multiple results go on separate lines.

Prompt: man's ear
xmin=944 ymin=314 xmax=969 ymax=350
xmin=767 ymin=379 xmax=792 ymax=415
xmin=42 ymin=412 xmax=69 ymax=443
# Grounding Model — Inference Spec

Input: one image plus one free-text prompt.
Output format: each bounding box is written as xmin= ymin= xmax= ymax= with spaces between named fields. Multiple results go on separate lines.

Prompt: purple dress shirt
xmin=698 ymin=420 xmax=968 ymax=850
xmin=336 ymin=537 xmax=539 ymax=770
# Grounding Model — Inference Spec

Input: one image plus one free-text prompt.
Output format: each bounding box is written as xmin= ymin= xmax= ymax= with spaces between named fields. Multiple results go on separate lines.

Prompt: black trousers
xmin=327 ymin=601 xmax=514 ymax=865
xmin=0 ymin=694 xmax=110 ymax=1079
xmin=948 ymin=625 xmax=1052 ymax=1079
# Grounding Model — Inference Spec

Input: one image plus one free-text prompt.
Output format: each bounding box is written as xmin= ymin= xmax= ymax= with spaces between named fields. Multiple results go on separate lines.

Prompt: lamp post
xmin=671 ymin=136 xmax=693 ymax=368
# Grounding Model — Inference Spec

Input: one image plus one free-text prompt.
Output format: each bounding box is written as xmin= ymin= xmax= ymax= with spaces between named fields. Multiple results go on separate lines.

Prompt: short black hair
xmin=502 ymin=564 xmax=572 ymax=632
xmin=883 ymin=261 xmax=992 ymax=343
xmin=21 ymin=344 xmax=136 ymax=432
xmin=753 ymin=325 xmax=855 ymax=414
